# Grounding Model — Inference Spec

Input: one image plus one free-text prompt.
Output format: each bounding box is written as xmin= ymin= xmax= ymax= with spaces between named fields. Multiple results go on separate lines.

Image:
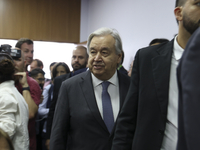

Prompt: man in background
xmin=15 ymin=38 xmax=34 ymax=71
xmin=30 ymin=59 xmax=44 ymax=71
xmin=30 ymin=68 xmax=45 ymax=150
xmin=14 ymin=49 xmax=41 ymax=150
xmin=30 ymin=68 xmax=45 ymax=89
xmin=149 ymin=38 xmax=169 ymax=46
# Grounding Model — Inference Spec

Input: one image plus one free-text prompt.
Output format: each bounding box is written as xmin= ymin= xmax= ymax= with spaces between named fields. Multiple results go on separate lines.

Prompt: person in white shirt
xmin=0 ymin=52 xmax=29 ymax=150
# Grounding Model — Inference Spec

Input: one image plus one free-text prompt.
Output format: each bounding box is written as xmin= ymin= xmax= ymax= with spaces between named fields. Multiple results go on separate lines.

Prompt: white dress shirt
xmin=91 ymin=71 xmax=120 ymax=121
xmin=0 ymin=80 xmax=29 ymax=150
xmin=38 ymin=84 xmax=53 ymax=133
xmin=38 ymin=84 xmax=52 ymax=117
xmin=161 ymin=36 xmax=184 ymax=150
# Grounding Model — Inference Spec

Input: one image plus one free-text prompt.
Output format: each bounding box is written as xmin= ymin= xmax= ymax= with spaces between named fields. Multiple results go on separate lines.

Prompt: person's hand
xmin=46 ymin=139 xmax=50 ymax=150
xmin=14 ymin=72 xmax=29 ymax=87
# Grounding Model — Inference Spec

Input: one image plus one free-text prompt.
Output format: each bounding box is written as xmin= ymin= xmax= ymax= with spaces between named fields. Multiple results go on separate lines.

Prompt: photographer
xmin=0 ymin=52 xmax=29 ymax=149
xmin=13 ymin=46 xmax=41 ymax=150
xmin=0 ymin=44 xmax=42 ymax=150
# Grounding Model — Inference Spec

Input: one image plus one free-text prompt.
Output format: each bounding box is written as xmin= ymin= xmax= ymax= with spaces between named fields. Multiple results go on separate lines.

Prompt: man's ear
xmin=174 ymin=6 xmax=183 ymax=23
xmin=117 ymin=53 xmax=122 ymax=64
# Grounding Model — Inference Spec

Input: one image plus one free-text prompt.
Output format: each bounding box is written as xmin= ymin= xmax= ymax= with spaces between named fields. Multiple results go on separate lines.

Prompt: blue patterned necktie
xmin=102 ymin=81 xmax=114 ymax=133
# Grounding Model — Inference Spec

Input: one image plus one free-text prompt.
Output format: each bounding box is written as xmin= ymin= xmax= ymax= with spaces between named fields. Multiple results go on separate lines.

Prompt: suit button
xmin=159 ymin=130 xmax=164 ymax=135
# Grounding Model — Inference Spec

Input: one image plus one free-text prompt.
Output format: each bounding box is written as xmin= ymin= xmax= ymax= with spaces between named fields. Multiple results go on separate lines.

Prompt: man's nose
xmin=94 ymin=52 xmax=102 ymax=61
xmin=74 ymin=57 xmax=79 ymax=62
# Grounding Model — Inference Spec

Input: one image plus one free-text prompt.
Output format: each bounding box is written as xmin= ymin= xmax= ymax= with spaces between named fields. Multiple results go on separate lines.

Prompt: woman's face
xmin=56 ymin=65 xmax=67 ymax=77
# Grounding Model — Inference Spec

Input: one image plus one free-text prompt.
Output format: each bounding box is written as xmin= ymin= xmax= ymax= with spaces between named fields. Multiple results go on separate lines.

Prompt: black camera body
xmin=0 ymin=44 xmax=21 ymax=59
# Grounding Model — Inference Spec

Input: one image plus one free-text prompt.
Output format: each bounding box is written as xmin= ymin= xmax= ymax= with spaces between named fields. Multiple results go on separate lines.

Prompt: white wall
xmin=80 ymin=0 xmax=178 ymax=70
xmin=80 ymin=0 xmax=89 ymax=42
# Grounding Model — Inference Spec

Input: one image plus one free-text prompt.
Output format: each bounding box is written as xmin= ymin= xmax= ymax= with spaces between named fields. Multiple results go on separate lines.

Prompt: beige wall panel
xmin=0 ymin=0 xmax=80 ymax=43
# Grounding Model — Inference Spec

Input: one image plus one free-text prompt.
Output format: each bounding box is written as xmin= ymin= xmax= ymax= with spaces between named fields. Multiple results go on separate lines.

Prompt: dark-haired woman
xmin=52 ymin=62 xmax=70 ymax=78
xmin=38 ymin=62 xmax=70 ymax=150
xmin=0 ymin=53 xmax=29 ymax=150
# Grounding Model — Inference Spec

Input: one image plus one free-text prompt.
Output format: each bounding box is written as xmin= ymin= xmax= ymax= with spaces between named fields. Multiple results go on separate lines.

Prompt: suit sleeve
xmin=112 ymin=50 xmax=140 ymax=150
xmin=49 ymin=82 xmax=70 ymax=150
xmin=177 ymin=27 xmax=200 ymax=150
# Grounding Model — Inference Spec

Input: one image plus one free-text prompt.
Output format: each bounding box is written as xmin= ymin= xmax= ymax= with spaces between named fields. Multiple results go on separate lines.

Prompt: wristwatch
xmin=22 ymin=87 xmax=30 ymax=91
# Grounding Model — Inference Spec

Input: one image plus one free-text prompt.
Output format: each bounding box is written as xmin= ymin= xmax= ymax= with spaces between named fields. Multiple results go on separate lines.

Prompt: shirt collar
xmin=173 ymin=35 xmax=184 ymax=61
xmin=91 ymin=71 xmax=118 ymax=87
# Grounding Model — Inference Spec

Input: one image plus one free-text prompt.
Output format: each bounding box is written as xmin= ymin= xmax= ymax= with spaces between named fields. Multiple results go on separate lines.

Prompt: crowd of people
xmin=0 ymin=0 xmax=200 ymax=150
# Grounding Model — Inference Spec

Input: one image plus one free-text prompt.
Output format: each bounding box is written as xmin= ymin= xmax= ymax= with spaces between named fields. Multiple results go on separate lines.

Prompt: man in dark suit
xmin=112 ymin=0 xmax=200 ymax=150
xmin=50 ymin=27 xmax=130 ymax=150
xmin=177 ymin=27 xmax=200 ymax=150
xmin=45 ymin=46 xmax=88 ymax=149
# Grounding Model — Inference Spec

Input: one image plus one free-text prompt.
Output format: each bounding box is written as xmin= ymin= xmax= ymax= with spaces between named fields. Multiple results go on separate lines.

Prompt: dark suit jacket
xmin=177 ymin=27 xmax=200 ymax=150
xmin=118 ymin=65 xmax=128 ymax=76
xmin=46 ymin=68 xmax=88 ymax=139
xmin=46 ymin=73 xmax=71 ymax=139
xmin=50 ymin=70 xmax=130 ymax=150
xmin=112 ymin=40 xmax=174 ymax=150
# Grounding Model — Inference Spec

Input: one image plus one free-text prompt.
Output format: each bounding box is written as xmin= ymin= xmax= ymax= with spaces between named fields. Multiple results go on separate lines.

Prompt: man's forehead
xmin=72 ymin=48 xmax=86 ymax=55
xmin=31 ymin=60 xmax=37 ymax=65
xmin=21 ymin=43 xmax=33 ymax=50
xmin=89 ymin=35 xmax=115 ymax=48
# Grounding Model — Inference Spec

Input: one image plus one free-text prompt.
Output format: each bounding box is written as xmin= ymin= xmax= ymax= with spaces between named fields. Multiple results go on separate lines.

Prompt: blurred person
xmin=0 ymin=128 xmax=14 ymax=150
xmin=149 ymin=38 xmax=169 ymax=46
xmin=45 ymin=46 xmax=88 ymax=149
xmin=30 ymin=68 xmax=45 ymax=90
xmin=43 ymin=62 xmax=57 ymax=88
xmin=39 ymin=62 xmax=69 ymax=150
xmin=112 ymin=0 xmax=200 ymax=149
xmin=30 ymin=68 xmax=45 ymax=150
xmin=30 ymin=59 xmax=44 ymax=72
xmin=0 ymin=52 xmax=29 ymax=150
xmin=52 ymin=62 xmax=70 ymax=78
xmin=50 ymin=27 xmax=130 ymax=150
xmin=14 ymin=49 xmax=41 ymax=150
xmin=71 ymin=46 xmax=88 ymax=73
xmin=15 ymin=38 xmax=34 ymax=71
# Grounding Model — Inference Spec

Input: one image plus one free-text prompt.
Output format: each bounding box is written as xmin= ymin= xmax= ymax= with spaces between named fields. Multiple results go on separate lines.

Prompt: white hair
xmin=87 ymin=27 xmax=123 ymax=55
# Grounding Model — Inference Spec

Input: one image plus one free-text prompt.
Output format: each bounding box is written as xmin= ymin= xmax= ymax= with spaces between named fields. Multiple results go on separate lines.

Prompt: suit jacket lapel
xmin=151 ymin=40 xmax=174 ymax=116
xmin=79 ymin=71 xmax=109 ymax=133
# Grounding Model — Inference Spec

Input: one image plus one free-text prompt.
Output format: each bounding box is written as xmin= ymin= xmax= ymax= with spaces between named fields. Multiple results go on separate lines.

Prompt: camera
xmin=0 ymin=44 xmax=21 ymax=59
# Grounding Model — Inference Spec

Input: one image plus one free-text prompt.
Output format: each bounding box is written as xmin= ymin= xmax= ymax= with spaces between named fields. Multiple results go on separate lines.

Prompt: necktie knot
xmin=102 ymin=81 xmax=110 ymax=91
